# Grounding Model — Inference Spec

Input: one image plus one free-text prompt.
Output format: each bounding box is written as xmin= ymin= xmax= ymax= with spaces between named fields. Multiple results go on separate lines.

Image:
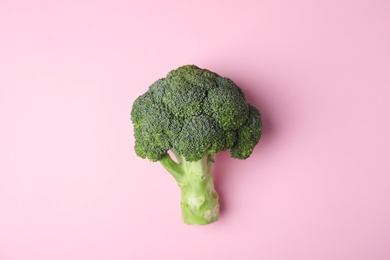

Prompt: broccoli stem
xmin=160 ymin=153 xmax=220 ymax=225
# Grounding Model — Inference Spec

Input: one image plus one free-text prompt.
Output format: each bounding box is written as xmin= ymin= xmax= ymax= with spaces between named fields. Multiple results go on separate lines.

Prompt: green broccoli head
xmin=131 ymin=65 xmax=262 ymax=162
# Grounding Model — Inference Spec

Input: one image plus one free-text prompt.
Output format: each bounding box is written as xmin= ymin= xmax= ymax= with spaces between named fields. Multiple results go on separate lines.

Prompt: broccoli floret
xmin=173 ymin=115 xmax=224 ymax=161
xmin=203 ymin=83 xmax=249 ymax=130
xmin=231 ymin=105 xmax=263 ymax=159
xmin=130 ymin=65 xmax=262 ymax=225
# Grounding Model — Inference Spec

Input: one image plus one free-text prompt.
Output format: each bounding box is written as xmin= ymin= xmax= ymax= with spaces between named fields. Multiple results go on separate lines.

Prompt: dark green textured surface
xmin=130 ymin=65 xmax=263 ymax=224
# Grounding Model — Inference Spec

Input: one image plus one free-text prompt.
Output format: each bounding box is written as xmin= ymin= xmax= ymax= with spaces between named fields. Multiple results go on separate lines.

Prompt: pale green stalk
xmin=160 ymin=153 xmax=220 ymax=225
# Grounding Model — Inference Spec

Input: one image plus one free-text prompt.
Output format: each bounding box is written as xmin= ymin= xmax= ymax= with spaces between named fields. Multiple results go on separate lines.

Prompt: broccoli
xmin=131 ymin=65 xmax=262 ymax=225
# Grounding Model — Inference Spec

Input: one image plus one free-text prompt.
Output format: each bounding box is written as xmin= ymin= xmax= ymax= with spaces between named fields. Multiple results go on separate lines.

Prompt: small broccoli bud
xmin=230 ymin=105 xmax=263 ymax=159
xmin=173 ymin=115 xmax=223 ymax=162
xmin=149 ymin=78 xmax=167 ymax=102
xmin=163 ymin=82 xmax=206 ymax=119
xmin=203 ymin=85 xmax=249 ymax=131
xmin=166 ymin=65 xmax=219 ymax=90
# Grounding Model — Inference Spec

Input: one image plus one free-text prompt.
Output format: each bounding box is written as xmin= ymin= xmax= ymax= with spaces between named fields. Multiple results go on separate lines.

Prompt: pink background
xmin=1 ymin=1 xmax=390 ymax=259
